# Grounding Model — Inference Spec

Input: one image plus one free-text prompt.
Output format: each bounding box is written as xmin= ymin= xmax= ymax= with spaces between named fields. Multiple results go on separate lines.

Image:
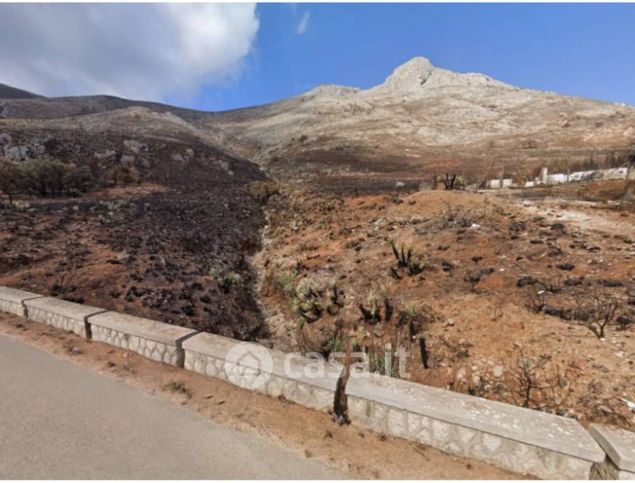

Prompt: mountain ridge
xmin=1 ymin=56 xmax=634 ymax=187
xmin=0 ymin=83 xmax=40 ymax=100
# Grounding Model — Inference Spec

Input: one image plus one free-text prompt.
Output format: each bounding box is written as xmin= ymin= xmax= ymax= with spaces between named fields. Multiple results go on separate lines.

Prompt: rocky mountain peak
xmin=369 ymin=56 xmax=512 ymax=96
xmin=382 ymin=56 xmax=435 ymax=91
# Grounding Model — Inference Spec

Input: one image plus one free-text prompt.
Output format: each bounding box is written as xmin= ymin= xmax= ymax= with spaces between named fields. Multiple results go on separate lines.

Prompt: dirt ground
xmin=0 ymin=313 xmax=522 ymax=480
xmin=254 ymin=181 xmax=635 ymax=430
xmin=0 ymin=183 xmax=267 ymax=340
xmin=1 ymin=174 xmax=633 ymax=434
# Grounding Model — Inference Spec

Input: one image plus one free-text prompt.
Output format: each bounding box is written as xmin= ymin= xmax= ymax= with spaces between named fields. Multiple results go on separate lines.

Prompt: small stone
xmin=492 ymin=365 xmax=504 ymax=378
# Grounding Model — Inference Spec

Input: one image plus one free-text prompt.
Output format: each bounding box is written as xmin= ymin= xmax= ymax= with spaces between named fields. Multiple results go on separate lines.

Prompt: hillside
xmin=0 ymin=90 xmax=270 ymax=341
xmin=204 ymin=57 xmax=635 ymax=186
xmin=0 ymin=83 xmax=39 ymax=100
xmin=1 ymin=57 xmax=634 ymax=432
xmin=2 ymin=57 xmax=634 ymax=189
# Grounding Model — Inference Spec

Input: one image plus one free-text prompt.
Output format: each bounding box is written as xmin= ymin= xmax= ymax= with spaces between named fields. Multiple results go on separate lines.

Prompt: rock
xmin=517 ymin=275 xmax=540 ymax=287
xmin=550 ymin=222 xmax=566 ymax=232
xmin=373 ymin=57 xmax=434 ymax=95
xmin=557 ymin=262 xmax=575 ymax=271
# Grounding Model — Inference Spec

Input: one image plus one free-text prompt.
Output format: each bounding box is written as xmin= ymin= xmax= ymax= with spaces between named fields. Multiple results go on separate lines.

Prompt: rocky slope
xmin=0 ymin=83 xmax=38 ymax=100
xmin=2 ymin=56 xmax=634 ymax=187
xmin=203 ymin=57 xmax=635 ymax=185
xmin=0 ymin=88 xmax=270 ymax=341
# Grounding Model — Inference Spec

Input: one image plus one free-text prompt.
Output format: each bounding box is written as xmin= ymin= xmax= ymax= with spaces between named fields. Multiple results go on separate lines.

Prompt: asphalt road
xmin=0 ymin=335 xmax=342 ymax=479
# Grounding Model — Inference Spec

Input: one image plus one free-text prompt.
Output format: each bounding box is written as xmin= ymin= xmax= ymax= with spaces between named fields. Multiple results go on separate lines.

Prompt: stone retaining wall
xmin=0 ymin=286 xmax=42 ymax=317
xmin=2 ymin=285 xmax=634 ymax=479
xmin=87 ymin=311 xmax=197 ymax=367
xmin=589 ymin=424 xmax=635 ymax=480
xmin=183 ymin=332 xmax=344 ymax=412
xmin=24 ymin=297 xmax=105 ymax=338
xmin=346 ymin=372 xmax=605 ymax=479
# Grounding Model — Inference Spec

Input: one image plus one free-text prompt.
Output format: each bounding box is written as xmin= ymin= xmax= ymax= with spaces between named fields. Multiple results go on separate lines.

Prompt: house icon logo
xmin=224 ymin=342 xmax=273 ymax=390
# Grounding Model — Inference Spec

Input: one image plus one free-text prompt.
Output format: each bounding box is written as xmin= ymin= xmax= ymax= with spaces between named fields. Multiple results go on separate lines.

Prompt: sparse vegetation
xmin=256 ymin=185 xmax=635 ymax=429
xmin=0 ymin=158 xmax=24 ymax=203
xmin=571 ymin=291 xmax=621 ymax=339
xmin=49 ymin=240 xmax=87 ymax=300
xmin=437 ymin=202 xmax=487 ymax=229
xmin=247 ymin=180 xmax=281 ymax=204
xmin=435 ymin=173 xmax=466 ymax=190
xmin=0 ymin=156 xmax=98 ymax=199
xmin=277 ymin=270 xmax=298 ymax=299
xmin=163 ymin=379 xmax=193 ymax=399
xmin=504 ymin=349 xmax=579 ymax=413
xmin=359 ymin=294 xmax=392 ymax=324
xmin=210 ymin=270 xmax=243 ymax=294
xmin=388 ymin=240 xmax=425 ymax=277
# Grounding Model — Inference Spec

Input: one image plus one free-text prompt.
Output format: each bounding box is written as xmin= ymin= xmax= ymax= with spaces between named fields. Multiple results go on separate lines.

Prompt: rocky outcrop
xmin=205 ymin=57 xmax=635 ymax=184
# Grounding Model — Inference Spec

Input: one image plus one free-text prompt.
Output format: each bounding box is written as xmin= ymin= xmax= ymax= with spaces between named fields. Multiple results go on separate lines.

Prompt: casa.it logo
xmin=224 ymin=342 xmax=274 ymax=390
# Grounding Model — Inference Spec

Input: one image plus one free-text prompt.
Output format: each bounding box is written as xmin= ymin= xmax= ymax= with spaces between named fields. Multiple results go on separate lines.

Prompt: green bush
xmin=21 ymin=159 xmax=70 ymax=196
xmin=0 ymin=158 xmax=25 ymax=203
xmin=0 ymin=157 xmax=97 ymax=199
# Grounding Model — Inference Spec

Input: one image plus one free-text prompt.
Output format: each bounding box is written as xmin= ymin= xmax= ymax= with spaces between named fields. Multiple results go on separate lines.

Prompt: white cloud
xmin=296 ymin=11 xmax=310 ymax=35
xmin=0 ymin=3 xmax=259 ymax=101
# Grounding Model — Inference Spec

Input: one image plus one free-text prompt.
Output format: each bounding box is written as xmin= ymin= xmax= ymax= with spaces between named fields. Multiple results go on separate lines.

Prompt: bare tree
xmin=574 ymin=291 xmax=620 ymax=339
xmin=506 ymin=349 xmax=578 ymax=411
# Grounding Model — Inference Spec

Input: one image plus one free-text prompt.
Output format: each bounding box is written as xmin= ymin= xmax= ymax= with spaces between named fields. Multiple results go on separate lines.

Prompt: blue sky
xmin=2 ymin=3 xmax=634 ymax=111
xmin=182 ymin=3 xmax=635 ymax=111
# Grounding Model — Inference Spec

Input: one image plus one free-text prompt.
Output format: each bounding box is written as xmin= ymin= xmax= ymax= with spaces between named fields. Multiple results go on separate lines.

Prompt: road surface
xmin=0 ymin=335 xmax=343 ymax=479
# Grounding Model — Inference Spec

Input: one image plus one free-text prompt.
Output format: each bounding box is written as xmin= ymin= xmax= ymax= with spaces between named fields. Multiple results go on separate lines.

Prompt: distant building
xmin=487 ymin=166 xmax=628 ymax=190
xmin=487 ymin=178 xmax=513 ymax=189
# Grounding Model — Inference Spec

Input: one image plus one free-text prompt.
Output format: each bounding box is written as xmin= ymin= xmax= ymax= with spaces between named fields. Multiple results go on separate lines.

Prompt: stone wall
xmin=183 ymin=332 xmax=343 ymax=412
xmin=592 ymin=460 xmax=635 ymax=480
xmin=24 ymin=297 xmax=105 ymax=338
xmin=87 ymin=311 xmax=197 ymax=367
xmin=0 ymin=286 xmax=42 ymax=317
xmin=589 ymin=424 xmax=635 ymax=480
xmin=346 ymin=372 xmax=605 ymax=479
xmin=2 ymin=285 xmax=634 ymax=479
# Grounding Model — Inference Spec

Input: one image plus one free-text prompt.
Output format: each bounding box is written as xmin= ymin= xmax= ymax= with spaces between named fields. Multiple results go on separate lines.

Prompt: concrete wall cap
xmin=88 ymin=311 xmax=197 ymax=346
xmin=24 ymin=297 xmax=104 ymax=321
xmin=346 ymin=372 xmax=604 ymax=462
xmin=0 ymin=286 xmax=43 ymax=304
xmin=183 ymin=332 xmax=343 ymax=391
xmin=589 ymin=424 xmax=635 ymax=472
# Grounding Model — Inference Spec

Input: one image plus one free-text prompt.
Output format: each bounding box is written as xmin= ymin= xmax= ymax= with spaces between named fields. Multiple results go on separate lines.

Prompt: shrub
xmin=247 ymin=180 xmax=280 ymax=204
xmin=573 ymin=292 xmax=620 ymax=339
xmin=21 ymin=159 xmax=71 ymax=196
xmin=0 ymin=157 xmax=24 ymax=203
xmin=210 ymin=269 xmax=243 ymax=294
xmin=108 ymin=165 xmax=140 ymax=186
xmin=1 ymin=156 xmax=103 ymax=200
xmin=388 ymin=239 xmax=425 ymax=277
xmin=64 ymin=165 xmax=94 ymax=194
xmin=277 ymin=270 xmax=298 ymax=299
